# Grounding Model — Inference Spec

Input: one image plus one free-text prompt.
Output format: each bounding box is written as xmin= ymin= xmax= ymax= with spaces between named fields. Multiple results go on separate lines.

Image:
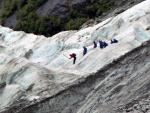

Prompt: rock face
xmin=36 ymin=0 xmax=87 ymax=18
xmin=0 ymin=0 xmax=150 ymax=113
xmin=1 ymin=0 xmax=145 ymax=30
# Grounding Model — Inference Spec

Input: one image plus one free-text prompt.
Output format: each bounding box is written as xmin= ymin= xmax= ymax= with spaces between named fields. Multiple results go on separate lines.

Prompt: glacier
xmin=0 ymin=0 xmax=150 ymax=113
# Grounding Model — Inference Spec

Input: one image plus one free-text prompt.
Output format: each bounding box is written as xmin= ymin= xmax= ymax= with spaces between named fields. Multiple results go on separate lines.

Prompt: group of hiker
xmin=69 ymin=38 xmax=118 ymax=64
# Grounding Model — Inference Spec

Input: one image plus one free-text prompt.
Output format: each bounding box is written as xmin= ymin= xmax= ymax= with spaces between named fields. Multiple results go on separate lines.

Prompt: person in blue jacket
xmin=103 ymin=41 xmax=108 ymax=48
xmin=83 ymin=46 xmax=87 ymax=56
xmin=99 ymin=40 xmax=104 ymax=49
xmin=111 ymin=38 xmax=118 ymax=44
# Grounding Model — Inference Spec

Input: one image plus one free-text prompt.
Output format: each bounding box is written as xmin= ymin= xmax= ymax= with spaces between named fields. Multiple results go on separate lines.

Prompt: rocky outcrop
xmin=36 ymin=0 xmax=87 ymax=18
xmin=1 ymin=0 xmax=145 ymax=31
xmin=3 ymin=13 xmax=17 ymax=29
xmin=0 ymin=0 xmax=150 ymax=112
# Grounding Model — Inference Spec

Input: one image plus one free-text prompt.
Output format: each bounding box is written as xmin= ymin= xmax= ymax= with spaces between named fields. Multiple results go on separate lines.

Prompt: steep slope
xmin=3 ymin=38 xmax=150 ymax=113
xmin=0 ymin=0 xmax=150 ymax=112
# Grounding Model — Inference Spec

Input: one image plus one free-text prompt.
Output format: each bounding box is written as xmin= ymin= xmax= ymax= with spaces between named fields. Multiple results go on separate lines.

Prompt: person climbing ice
xmin=83 ymin=46 xmax=87 ymax=56
xmin=99 ymin=40 xmax=104 ymax=49
xmin=111 ymin=38 xmax=118 ymax=44
xmin=99 ymin=40 xmax=108 ymax=49
xmin=103 ymin=41 xmax=108 ymax=48
xmin=69 ymin=53 xmax=76 ymax=64
xmin=93 ymin=41 xmax=97 ymax=48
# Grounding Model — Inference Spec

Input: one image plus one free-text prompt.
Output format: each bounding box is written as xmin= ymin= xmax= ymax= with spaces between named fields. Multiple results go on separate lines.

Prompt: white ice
xmin=1 ymin=0 xmax=150 ymax=110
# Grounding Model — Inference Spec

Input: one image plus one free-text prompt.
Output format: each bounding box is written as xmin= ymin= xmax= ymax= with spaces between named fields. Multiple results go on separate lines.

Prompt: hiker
xmin=24 ymin=49 xmax=33 ymax=59
xmin=99 ymin=40 xmax=108 ymax=49
xmin=93 ymin=41 xmax=97 ymax=48
xmin=69 ymin=53 xmax=76 ymax=64
xmin=111 ymin=38 xmax=118 ymax=44
xmin=99 ymin=40 xmax=104 ymax=49
xmin=83 ymin=46 xmax=87 ymax=56
xmin=103 ymin=41 xmax=108 ymax=48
